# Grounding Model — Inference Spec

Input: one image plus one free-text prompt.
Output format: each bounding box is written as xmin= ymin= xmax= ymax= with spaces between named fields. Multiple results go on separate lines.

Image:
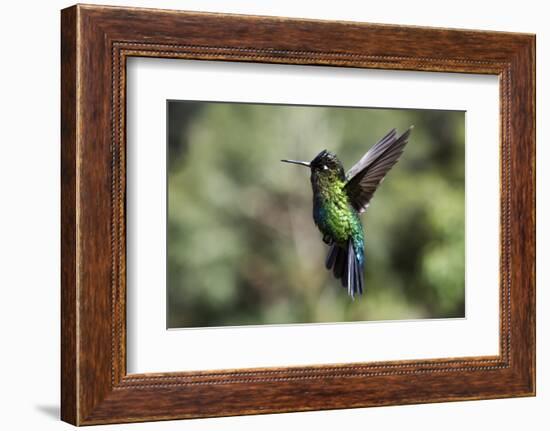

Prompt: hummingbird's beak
xmin=281 ymin=159 xmax=311 ymax=167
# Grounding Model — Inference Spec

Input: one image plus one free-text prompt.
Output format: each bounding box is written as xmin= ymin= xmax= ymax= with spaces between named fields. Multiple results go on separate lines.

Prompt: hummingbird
xmin=281 ymin=126 xmax=413 ymax=299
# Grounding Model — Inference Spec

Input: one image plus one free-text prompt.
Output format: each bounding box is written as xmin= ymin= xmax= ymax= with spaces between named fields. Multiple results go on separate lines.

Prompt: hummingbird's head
xmin=309 ymin=150 xmax=345 ymax=178
xmin=281 ymin=150 xmax=345 ymax=180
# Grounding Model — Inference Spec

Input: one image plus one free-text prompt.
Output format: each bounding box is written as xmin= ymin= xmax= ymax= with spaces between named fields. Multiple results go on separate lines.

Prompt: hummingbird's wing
xmin=344 ymin=126 xmax=413 ymax=213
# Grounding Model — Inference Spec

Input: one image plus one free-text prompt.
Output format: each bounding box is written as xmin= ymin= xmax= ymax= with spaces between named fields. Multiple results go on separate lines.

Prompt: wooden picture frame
xmin=61 ymin=4 xmax=535 ymax=425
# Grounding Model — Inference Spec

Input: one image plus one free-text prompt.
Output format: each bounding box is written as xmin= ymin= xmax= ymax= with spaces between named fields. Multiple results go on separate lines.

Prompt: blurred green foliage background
xmin=167 ymin=101 xmax=465 ymax=328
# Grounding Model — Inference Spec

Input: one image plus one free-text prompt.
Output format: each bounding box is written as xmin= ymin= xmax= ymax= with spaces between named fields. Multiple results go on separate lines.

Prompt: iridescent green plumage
xmin=282 ymin=127 xmax=412 ymax=298
xmin=311 ymin=164 xmax=364 ymax=258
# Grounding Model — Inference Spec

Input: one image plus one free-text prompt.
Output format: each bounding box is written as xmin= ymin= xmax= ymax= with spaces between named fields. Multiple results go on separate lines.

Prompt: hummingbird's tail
xmin=325 ymin=240 xmax=364 ymax=299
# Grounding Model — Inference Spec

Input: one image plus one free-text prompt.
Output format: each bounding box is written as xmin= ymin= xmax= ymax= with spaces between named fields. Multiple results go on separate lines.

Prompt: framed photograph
xmin=61 ymin=4 xmax=535 ymax=425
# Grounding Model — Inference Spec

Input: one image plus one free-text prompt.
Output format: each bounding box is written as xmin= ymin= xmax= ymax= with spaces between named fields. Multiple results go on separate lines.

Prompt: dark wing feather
xmin=345 ymin=128 xmax=397 ymax=181
xmin=344 ymin=126 xmax=413 ymax=213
